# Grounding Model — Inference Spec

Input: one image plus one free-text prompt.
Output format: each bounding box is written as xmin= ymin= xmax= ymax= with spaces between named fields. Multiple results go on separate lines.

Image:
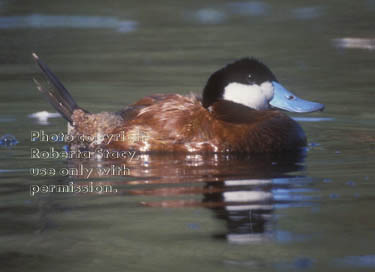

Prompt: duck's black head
xmin=202 ymin=58 xmax=324 ymax=113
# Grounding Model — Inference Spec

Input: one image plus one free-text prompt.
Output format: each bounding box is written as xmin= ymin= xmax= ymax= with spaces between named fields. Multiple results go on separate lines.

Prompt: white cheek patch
xmin=223 ymin=81 xmax=274 ymax=110
xmin=260 ymin=81 xmax=273 ymax=100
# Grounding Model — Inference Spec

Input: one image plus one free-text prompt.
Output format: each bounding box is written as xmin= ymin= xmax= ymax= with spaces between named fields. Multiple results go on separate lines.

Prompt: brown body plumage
xmin=70 ymin=93 xmax=306 ymax=153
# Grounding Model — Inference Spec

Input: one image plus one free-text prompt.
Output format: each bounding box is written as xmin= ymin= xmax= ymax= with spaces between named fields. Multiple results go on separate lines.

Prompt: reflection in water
xmin=227 ymin=1 xmax=269 ymax=16
xmin=191 ymin=3 xmax=325 ymax=23
xmin=0 ymin=14 xmax=137 ymax=33
xmin=190 ymin=2 xmax=269 ymax=24
xmin=333 ymin=38 xmax=375 ymax=50
xmin=204 ymin=179 xmax=273 ymax=244
xmin=28 ymin=111 xmax=61 ymax=125
xmin=292 ymin=7 xmax=324 ymax=20
xmin=276 ymin=257 xmax=314 ymax=270
xmin=64 ymin=150 xmax=308 ymax=244
xmin=335 ymin=255 xmax=375 ymax=268
xmin=292 ymin=117 xmax=334 ymax=122
xmin=190 ymin=9 xmax=227 ymax=24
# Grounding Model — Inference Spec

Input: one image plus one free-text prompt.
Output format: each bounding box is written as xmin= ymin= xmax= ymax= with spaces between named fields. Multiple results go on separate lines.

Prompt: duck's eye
xmin=287 ymin=95 xmax=295 ymax=100
xmin=247 ymin=74 xmax=254 ymax=84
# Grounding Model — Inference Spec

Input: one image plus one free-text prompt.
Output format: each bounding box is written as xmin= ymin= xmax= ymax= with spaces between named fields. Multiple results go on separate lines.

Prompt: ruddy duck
xmin=32 ymin=53 xmax=324 ymax=153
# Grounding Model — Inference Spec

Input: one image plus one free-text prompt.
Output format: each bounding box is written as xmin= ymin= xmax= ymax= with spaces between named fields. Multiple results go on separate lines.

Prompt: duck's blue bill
xmin=270 ymin=82 xmax=324 ymax=113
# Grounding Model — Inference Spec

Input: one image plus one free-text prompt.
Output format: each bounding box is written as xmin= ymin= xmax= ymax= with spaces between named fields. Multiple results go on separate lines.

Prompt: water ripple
xmin=0 ymin=14 xmax=137 ymax=33
xmin=292 ymin=7 xmax=324 ymax=20
xmin=227 ymin=1 xmax=269 ymax=16
xmin=335 ymin=255 xmax=375 ymax=268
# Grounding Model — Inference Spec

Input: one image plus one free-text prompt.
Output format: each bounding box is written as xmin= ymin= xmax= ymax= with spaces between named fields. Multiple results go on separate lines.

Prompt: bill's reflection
xmin=67 ymin=150 xmax=306 ymax=243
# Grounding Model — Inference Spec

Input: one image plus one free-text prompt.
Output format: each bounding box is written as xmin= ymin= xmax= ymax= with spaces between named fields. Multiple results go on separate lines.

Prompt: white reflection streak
xmin=192 ymin=9 xmax=227 ymax=24
xmin=223 ymin=190 xmax=272 ymax=202
xmin=292 ymin=117 xmax=334 ymax=122
xmin=28 ymin=111 xmax=61 ymax=125
xmin=333 ymin=38 xmax=375 ymax=50
xmin=225 ymin=179 xmax=271 ymax=186
xmin=225 ymin=204 xmax=273 ymax=211
xmin=227 ymin=2 xmax=269 ymax=16
xmin=227 ymin=233 xmax=266 ymax=244
xmin=0 ymin=14 xmax=137 ymax=33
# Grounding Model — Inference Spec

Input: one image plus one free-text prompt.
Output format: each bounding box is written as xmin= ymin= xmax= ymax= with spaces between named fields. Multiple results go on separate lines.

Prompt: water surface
xmin=0 ymin=0 xmax=374 ymax=271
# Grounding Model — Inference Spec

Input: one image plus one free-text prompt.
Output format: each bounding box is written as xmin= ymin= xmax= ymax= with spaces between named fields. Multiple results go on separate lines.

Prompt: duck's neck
xmin=208 ymin=100 xmax=272 ymax=124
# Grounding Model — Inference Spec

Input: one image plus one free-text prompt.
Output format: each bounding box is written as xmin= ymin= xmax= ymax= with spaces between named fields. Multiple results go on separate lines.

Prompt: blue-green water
xmin=0 ymin=1 xmax=374 ymax=271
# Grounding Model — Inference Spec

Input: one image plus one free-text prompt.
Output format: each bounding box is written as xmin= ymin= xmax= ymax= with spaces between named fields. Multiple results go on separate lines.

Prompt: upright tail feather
xmin=32 ymin=53 xmax=88 ymax=123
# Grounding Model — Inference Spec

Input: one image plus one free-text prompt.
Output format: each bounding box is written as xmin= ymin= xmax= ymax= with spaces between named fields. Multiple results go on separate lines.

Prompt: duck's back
xmin=110 ymin=94 xmax=216 ymax=152
xmin=94 ymin=94 xmax=307 ymax=153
